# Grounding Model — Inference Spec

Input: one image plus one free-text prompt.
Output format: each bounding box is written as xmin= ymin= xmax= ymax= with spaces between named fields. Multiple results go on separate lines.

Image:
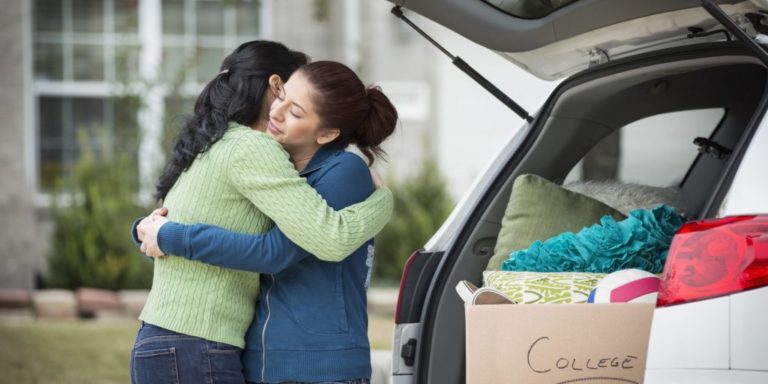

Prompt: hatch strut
xmin=391 ymin=6 xmax=533 ymax=123
xmin=701 ymin=0 xmax=768 ymax=67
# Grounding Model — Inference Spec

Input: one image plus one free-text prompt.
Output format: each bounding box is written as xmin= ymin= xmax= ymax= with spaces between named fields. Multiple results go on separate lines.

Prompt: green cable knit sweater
xmin=139 ymin=124 xmax=393 ymax=348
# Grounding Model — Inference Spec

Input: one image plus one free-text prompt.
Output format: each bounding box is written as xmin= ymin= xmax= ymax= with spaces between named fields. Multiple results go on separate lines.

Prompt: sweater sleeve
xmin=227 ymin=131 xmax=392 ymax=261
xmin=158 ymin=222 xmax=307 ymax=274
xmin=158 ymin=151 xmax=377 ymax=273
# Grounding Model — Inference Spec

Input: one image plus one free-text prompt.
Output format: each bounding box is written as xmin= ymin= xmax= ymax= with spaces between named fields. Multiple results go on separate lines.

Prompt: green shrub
xmin=373 ymin=159 xmax=455 ymax=284
xmin=47 ymin=131 xmax=152 ymax=290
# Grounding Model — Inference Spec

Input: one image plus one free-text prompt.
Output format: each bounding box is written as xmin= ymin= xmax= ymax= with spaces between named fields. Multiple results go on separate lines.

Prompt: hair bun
xmin=355 ymin=86 xmax=398 ymax=162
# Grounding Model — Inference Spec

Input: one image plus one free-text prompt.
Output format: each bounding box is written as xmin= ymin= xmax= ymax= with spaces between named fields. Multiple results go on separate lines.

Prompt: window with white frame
xmin=34 ymin=0 xmax=140 ymax=83
xmin=32 ymin=0 xmax=262 ymax=193
xmin=159 ymin=0 xmax=262 ymax=156
xmin=33 ymin=0 xmax=141 ymax=192
xmin=161 ymin=0 xmax=262 ymax=84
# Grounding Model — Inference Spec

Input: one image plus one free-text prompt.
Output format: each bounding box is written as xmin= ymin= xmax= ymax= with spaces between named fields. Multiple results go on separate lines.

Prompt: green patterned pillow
xmin=486 ymin=174 xmax=625 ymax=270
xmin=483 ymin=271 xmax=606 ymax=304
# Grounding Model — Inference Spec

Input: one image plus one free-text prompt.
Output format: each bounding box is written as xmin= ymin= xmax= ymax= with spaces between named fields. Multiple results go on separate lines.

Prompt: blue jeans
xmin=130 ymin=322 xmax=246 ymax=384
xmin=264 ymin=381 xmax=370 ymax=384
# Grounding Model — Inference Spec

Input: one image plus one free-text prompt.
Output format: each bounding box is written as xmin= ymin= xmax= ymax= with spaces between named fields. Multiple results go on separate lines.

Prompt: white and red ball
xmin=587 ymin=269 xmax=660 ymax=304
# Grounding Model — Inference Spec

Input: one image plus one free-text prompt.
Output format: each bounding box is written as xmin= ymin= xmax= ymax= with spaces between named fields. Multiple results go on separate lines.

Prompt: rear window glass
xmin=565 ymin=108 xmax=725 ymax=187
xmin=482 ymin=0 xmax=578 ymax=19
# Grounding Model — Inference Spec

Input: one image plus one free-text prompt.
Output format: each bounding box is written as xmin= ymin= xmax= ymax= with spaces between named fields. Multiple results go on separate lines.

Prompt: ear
xmin=268 ymin=74 xmax=283 ymax=96
xmin=317 ymin=128 xmax=340 ymax=145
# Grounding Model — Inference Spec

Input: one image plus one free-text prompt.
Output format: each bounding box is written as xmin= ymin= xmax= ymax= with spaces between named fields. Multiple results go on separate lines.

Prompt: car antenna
xmin=391 ymin=6 xmax=533 ymax=123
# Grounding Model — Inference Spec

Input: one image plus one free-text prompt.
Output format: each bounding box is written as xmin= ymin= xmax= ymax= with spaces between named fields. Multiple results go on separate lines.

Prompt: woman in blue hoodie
xmin=135 ymin=61 xmax=398 ymax=384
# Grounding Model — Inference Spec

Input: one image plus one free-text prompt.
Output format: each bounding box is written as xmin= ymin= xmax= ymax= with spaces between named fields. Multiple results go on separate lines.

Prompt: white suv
xmin=385 ymin=1 xmax=768 ymax=383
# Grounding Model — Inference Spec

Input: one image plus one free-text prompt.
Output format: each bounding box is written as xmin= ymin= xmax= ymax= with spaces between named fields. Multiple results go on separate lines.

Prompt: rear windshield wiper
xmin=391 ymin=6 xmax=533 ymax=123
xmin=702 ymin=0 xmax=768 ymax=67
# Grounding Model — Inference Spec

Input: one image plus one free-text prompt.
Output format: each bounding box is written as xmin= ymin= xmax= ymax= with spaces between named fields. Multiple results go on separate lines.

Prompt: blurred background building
xmin=1 ymin=0 xmax=555 ymax=290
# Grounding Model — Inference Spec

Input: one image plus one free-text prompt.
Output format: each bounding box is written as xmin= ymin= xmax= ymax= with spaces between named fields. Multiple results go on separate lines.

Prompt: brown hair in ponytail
xmin=298 ymin=61 xmax=398 ymax=164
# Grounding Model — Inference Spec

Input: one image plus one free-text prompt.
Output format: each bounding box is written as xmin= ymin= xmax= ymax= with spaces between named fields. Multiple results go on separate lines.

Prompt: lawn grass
xmin=0 ymin=319 xmax=139 ymax=384
xmin=368 ymin=313 xmax=395 ymax=350
xmin=0 ymin=315 xmax=394 ymax=384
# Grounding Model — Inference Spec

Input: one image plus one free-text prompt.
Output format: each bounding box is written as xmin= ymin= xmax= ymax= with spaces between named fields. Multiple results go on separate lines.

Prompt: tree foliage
xmin=47 ymin=131 xmax=152 ymax=290
xmin=373 ymin=159 xmax=455 ymax=284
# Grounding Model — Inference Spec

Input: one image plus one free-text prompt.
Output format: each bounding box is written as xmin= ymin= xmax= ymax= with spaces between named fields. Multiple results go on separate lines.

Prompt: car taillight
xmin=395 ymin=250 xmax=421 ymax=324
xmin=657 ymin=215 xmax=768 ymax=307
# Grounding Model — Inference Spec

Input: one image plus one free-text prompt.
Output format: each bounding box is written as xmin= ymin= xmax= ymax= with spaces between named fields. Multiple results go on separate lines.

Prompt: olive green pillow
xmin=486 ymin=174 xmax=626 ymax=271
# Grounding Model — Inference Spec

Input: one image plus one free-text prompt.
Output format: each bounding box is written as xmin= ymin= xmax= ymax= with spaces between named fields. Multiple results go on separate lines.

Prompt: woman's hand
xmin=136 ymin=207 xmax=168 ymax=242
xmin=137 ymin=210 xmax=170 ymax=258
xmin=370 ymin=168 xmax=385 ymax=189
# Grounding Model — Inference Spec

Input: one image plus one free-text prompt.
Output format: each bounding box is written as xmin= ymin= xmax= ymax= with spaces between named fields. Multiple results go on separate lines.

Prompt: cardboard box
xmin=465 ymin=302 xmax=654 ymax=384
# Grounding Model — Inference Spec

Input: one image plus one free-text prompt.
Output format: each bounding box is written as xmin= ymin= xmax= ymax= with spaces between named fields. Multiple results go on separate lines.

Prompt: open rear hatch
xmin=388 ymin=0 xmax=768 ymax=79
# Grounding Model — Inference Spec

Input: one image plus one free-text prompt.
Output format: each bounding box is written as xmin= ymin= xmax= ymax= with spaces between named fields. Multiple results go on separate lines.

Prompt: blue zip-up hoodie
xmin=155 ymin=147 xmax=375 ymax=383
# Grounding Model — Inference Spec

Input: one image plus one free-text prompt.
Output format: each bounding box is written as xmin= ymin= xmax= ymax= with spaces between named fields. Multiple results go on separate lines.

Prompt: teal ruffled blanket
xmin=501 ymin=204 xmax=685 ymax=274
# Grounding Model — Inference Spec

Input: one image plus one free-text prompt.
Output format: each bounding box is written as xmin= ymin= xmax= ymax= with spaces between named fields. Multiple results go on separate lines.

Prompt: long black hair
xmin=155 ymin=40 xmax=309 ymax=201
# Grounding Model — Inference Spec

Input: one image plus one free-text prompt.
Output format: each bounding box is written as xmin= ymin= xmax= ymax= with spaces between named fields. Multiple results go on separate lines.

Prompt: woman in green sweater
xmin=129 ymin=42 xmax=393 ymax=384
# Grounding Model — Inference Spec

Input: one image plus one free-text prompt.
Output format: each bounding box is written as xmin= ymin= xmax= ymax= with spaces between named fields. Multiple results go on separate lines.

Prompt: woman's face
xmin=267 ymin=71 xmax=336 ymax=153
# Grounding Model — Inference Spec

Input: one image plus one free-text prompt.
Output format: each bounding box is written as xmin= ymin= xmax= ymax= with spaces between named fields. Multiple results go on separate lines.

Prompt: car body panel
xmin=645 ymin=369 xmax=768 ymax=383
xmin=643 ymin=82 xmax=768 ymax=377
xmin=388 ymin=0 xmax=762 ymax=79
xmin=392 ymin=323 xmax=421 ymax=377
xmin=500 ymin=2 xmax=759 ymax=79
xmin=383 ymin=2 xmax=768 ymax=382
xmin=646 ymin=297 xmax=730 ymax=370
xmin=730 ymin=287 xmax=768 ymax=370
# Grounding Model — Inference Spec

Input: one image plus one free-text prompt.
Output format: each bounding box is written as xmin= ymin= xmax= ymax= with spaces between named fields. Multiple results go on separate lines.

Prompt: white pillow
xmin=563 ymin=180 xmax=686 ymax=216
